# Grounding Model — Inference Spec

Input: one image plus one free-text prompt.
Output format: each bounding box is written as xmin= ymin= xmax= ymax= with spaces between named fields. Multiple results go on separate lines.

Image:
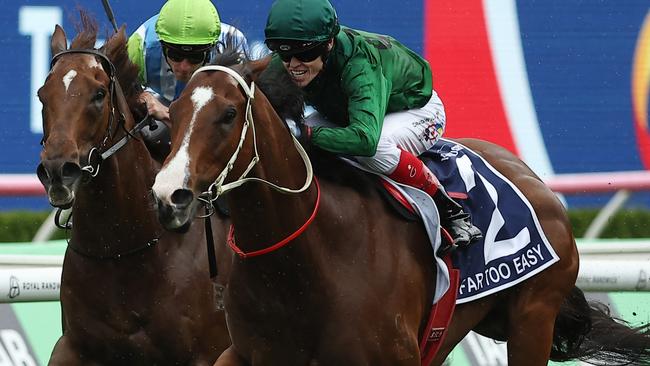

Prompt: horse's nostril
xmin=170 ymin=189 xmax=194 ymax=209
xmin=61 ymin=162 xmax=82 ymax=186
xmin=36 ymin=163 xmax=51 ymax=186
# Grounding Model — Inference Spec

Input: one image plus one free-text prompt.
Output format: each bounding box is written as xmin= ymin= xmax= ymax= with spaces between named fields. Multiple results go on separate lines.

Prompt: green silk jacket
xmin=270 ymin=26 xmax=433 ymax=156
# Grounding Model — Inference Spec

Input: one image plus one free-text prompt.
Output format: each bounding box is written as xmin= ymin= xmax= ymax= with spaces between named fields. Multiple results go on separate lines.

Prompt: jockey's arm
xmin=311 ymin=58 xmax=389 ymax=156
xmin=126 ymin=32 xmax=170 ymax=123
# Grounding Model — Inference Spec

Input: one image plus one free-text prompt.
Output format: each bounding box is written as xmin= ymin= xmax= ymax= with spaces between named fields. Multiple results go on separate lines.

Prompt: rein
xmin=227 ymin=178 xmax=321 ymax=258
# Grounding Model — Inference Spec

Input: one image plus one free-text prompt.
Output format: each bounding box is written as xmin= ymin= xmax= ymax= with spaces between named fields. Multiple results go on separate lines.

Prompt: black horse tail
xmin=551 ymin=286 xmax=650 ymax=365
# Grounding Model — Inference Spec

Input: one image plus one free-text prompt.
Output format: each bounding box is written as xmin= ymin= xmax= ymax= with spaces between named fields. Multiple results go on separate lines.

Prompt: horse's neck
xmin=71 ymin=139 xmax=159 ymax=250
xmin=227 ymin=106 xmax=317 ymax=257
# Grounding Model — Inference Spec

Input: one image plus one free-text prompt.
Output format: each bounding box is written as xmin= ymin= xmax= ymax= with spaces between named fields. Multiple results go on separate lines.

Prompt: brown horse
xmin=152 ymin=56 xmax=650 ymax=365
xmin=36 ymin=14 xmax=231 ymax=365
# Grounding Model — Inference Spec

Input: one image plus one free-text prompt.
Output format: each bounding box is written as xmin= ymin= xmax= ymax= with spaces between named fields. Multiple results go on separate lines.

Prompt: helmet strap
xmin=320 ymin=38 xmax=335 ymax=65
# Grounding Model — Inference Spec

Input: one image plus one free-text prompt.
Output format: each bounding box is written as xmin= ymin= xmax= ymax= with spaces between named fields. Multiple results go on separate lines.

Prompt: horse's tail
xmin=550 ymin=286 xmax=650 ymax=365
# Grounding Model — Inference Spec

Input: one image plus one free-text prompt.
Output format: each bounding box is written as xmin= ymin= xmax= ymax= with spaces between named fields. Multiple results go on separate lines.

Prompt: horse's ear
xmin=101 ymin=25 xmax=127 ymax=58
xmin=51 ymin=25 xmax=67 ymax=54
xmin=247 ymin=55 xmax=272 ymax=82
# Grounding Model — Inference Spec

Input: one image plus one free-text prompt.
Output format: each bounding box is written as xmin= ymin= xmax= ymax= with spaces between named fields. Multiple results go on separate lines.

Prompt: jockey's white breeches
xmin=305 ymin=91 xmax=446 ymax=174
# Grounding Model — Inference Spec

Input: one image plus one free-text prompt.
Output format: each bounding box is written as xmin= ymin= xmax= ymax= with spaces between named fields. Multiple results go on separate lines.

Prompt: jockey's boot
xmin=388 ymin=149 xmax=482 ymax=248
xmin=429 ymin=183 xmax=483 ymax=248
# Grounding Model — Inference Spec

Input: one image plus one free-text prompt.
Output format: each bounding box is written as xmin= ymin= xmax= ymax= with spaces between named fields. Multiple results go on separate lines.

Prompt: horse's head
xmin=36 ymin=15 xmax=139 ymax=208
xmin=152 ymin=58 xmax=270 ymax=231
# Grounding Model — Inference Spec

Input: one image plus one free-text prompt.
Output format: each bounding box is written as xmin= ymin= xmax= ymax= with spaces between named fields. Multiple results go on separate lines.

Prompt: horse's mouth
xmin=155 ymin=200 xmax=195 ymax=233
xmin=37 ymin=160 xmax=82 ymax=209
xmin=152 ymin=187 xmax=197 ymax=233
xmin=46 ymin=184 xmax=75 ymax=209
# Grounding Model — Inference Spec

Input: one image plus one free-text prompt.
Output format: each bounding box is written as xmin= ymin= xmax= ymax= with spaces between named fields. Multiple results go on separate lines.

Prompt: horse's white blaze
xmin=191 ymin=86 xmax=214 ymax=111
xmin=59 ymin=57 xmax=102 ymax=95
xmin=62 ymin=70 xmax=77 ymax=93
xmin=153 ymin=86 xmax=214 ymax=203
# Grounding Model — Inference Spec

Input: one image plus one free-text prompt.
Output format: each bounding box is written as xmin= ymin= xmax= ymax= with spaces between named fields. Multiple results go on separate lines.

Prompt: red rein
xmin=227 ymin=178 xmax=321 ymax=258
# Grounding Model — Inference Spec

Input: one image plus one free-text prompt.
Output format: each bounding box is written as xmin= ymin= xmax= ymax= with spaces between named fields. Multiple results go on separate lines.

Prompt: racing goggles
xmin=267 ymin=40 xmax=327 ymax=63
xmin=163 ymin=44 xmax=210 ymax=65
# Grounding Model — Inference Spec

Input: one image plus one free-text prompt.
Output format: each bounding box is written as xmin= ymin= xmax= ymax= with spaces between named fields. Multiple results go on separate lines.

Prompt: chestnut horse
xmin=152 ymin=57 xmax=650 ymax=365
xmin=36 ymin=14 xmax=231 ymax=365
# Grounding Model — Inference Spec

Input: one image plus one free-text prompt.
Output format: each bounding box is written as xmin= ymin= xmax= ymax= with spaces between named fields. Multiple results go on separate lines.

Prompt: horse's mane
xmin=255 ymin=65 xmax=305 ymax=124
xmin=70 ymin=9 xmax=146 ymax=119
xmin=212 ymin=32 xmax=248 ymax=67
xmin=210 ymin=36 xmax=305 ymax=125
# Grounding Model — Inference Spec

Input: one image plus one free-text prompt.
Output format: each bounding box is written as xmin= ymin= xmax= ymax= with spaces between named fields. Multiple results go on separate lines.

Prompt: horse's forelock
xmin=69 ymin=9 xmax=98 ymax=50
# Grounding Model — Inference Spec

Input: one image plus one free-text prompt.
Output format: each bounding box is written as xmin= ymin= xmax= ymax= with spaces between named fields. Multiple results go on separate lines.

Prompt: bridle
xmin=188 ymin=65 xmax=319 ymax=260
xmin=189 ymin=65 xmax=314 ymax=213
xmin=45 ymin=49 xmax=159 ymax=258
xmin=47 ymin=49 xmax=152 ymax=179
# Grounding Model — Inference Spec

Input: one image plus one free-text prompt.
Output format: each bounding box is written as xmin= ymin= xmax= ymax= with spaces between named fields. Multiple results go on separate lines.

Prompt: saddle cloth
xmin=346 ymin=138 xmax=560 ymax=304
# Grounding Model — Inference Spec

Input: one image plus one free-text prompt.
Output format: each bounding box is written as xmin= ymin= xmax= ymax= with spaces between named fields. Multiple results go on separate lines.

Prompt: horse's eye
xmin=92 ymin=89 xmax=106 ymax=105
xmin=224 ymin=108 xmax=237 ymax=123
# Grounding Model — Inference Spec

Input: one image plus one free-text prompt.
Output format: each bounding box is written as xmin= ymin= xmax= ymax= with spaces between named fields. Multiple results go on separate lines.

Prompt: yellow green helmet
xmin=155 ymin=0 xmax=221 ymax=46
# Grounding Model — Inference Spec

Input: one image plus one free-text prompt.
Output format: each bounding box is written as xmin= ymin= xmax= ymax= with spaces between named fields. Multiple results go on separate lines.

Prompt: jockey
xmin=127 ymin=0 xmax=249 ymax=156
xmin=264 ymin=0 xmax=482 ymax=247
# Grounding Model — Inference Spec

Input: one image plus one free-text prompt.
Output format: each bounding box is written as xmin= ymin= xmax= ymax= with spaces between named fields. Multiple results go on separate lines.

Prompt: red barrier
xmin=0 ymin=174 xmax=45 ymax=196
xmin=3 ymin=171 xmax=650 ymax=197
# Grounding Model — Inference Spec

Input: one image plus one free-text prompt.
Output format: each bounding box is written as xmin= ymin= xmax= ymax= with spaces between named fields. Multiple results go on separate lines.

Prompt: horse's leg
xmin=505 ymin=290 xmax=559 ymax=364
xmin=213 ymin=346 xmax=249 ymax=366
xmin=47 ymin=336 xmax=84 ymax=366
xmin=505 ymin=185 xmax=578 ymax=364
xmin=429 ymin=296 xmax=500 ymax=365
xmin=505 ymin=225 xmax=577 ymax=364
xmin=505 ymin=264 xmax=575 ymax=366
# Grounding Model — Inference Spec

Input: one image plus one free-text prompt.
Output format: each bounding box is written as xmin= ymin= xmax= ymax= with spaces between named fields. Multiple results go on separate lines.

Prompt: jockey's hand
xmin=139 ymin=92 xmax=170 ymax=123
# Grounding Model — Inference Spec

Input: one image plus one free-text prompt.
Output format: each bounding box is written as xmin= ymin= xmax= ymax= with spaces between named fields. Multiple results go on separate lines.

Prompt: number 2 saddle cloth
xmin=352 ymin=138 xmax=560 ymax=304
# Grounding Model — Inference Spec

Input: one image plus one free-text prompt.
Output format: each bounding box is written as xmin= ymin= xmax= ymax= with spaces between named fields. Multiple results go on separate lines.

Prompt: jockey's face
xmin=167 ymin=57 xmax=203 ymax=83
xmin=162 ymin=43 xmax=210 ymax=83
xmin=282 ymin=40 xmax=334 ymax=88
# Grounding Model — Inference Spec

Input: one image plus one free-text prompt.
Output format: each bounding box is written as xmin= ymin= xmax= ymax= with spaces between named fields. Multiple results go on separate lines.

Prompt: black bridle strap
xmin=204 ymin=207 xmax=219 ymax=279
xmin=100 ymin=116 xmax=152 ymax=160
xmin=99 ymin=79 xmax=152 ymax=160
xmin=50 ymin=49 xmax=117 ymax=76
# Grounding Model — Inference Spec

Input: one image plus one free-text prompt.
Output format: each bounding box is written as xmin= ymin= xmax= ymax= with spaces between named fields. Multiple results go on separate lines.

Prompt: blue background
xmin=1 ymin=0 xmax=649 ymax=209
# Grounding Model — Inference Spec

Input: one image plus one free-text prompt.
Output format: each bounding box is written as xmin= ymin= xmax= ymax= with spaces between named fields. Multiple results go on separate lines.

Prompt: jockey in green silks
xmin=264 ymin=0 xmax=482 ymax=247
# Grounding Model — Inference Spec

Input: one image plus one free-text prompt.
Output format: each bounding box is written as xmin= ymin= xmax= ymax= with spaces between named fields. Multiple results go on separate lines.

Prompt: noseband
xmin=47 ymin=49 xmax=152 ymax=178
xmin=189 ymin=65 xmax=314 ymax=212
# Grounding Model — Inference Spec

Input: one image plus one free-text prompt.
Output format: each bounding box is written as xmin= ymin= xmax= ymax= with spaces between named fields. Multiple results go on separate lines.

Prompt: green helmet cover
xmin=265 ymin=0 xmax=339 ymax=42
xmin=156 ymin=0 xmax=221 ymax=45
